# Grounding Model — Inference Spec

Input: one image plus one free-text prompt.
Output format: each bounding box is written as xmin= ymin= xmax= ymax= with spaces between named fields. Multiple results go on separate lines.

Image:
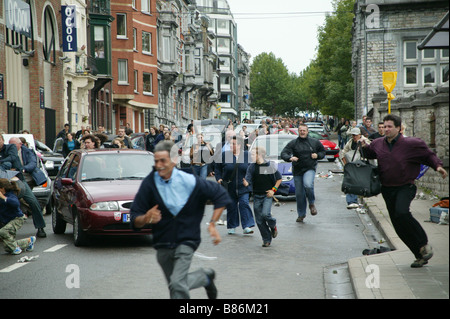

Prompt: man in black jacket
xmin=130 ymin=141 xmax=231 ymax=299
xmin=281 ymin=124 xmax=325 ymax=222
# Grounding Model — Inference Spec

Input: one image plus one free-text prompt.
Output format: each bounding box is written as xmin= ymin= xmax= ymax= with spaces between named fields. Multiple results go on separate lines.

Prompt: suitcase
xmin=429 ymin=207 xmax=449 ymax=223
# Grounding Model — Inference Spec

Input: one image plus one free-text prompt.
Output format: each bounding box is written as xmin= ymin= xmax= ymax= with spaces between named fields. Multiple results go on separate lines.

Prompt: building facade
xmin=352 ymin=0 xmax=449 ymax=121
xmin=110 ymin=0 xmax=158 ymax=134
xmin=197 ymin=0 xmax=240 ymax=121
xmin=1 ymin=0 xmax=65 ymax=146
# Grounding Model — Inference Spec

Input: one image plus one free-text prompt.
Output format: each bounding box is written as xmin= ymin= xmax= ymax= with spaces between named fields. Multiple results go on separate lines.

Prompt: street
xmin=0 ymin=159 xmax=373 ymax=299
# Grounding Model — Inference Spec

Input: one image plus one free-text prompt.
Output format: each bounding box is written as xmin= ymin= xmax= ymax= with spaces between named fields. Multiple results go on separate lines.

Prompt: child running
xmin=243 ymin=147 xmax=282 ymax=247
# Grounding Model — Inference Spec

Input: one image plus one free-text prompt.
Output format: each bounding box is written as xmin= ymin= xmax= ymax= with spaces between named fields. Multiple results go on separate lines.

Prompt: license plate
xmin=122 ymin=214 xmax=130 ymax=223
xmin=326 ymin=155 xmax=335 ymax=159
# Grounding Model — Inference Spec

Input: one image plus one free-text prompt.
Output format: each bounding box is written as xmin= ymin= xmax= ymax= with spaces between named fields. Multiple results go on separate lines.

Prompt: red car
xmin=50 ymin=149 xmax=155 ymax=246
xmin=275 ymin=129 xmax=339 ymax=162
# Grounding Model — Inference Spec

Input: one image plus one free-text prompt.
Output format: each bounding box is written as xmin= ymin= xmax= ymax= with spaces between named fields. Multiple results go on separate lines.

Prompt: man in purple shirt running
xmin=361 ymin=114 xmax=447 ymax=268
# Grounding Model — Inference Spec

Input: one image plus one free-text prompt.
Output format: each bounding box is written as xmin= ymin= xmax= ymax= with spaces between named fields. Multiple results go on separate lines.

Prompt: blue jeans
xmin=226 ymin=192 xmax=255 ymax=229
xmin=293 ymin=170 xmax=316 ymax=218
xmin=253 ymin=194 xmax=276 ymax=243
xmin=346 ymin=193 xmax=358 ymax=205
xmin=192 ymin=164 xmax=208 ymax=179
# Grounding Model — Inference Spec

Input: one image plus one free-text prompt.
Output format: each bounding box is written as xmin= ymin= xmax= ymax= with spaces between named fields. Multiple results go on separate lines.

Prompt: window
xmin=441 ymin=65 xmax=448 ymax=83
xmin=143 ymin=72 xmax=153 ymax=94
xmin=217 ymin=38 xmax=230 ymax=53
xmin=141 ymin=0 xmax=150 ymax=13
xmin=423 ymin=66 xmax=435 ymax=84
xmin=116 ymin=14 xmax=127 ymax=38
xmin=94 ymin=26 xmax=105 ymax=58
xmin=133 ymin=28 xmax=137 ymax=51
xmin=217 ymin=19 xmax=229 ymax=34
xmin=118 ymin=59 xmax=128 ymax=84
xmin=423 ymin=49 xmax=435 ymax=60
xmin=134 ymin=70 xmax=138 ymax=92
xmin=405 ymin=41 xmax=417 ymax=60
xmin=405 ymin=67 xmax=417 ymax=85
xmin=142 ymin=31 xmax=152 ymax=54
xmin=43 ymin=7 xmax=56 ymax=63
xmin=403 ymin=40 xmax=448 ymax=87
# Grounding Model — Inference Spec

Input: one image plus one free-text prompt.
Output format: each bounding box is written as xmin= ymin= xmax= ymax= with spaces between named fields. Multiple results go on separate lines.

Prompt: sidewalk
xmin=348 ymin=194 xmax=449 ymax=299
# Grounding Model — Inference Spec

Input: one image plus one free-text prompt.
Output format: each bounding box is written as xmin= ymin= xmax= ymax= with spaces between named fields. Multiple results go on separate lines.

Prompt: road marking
xmin=43 ymin=244 xmax=68 ymax=252
xmin=0 ymin=263 xmax=28 ymax=273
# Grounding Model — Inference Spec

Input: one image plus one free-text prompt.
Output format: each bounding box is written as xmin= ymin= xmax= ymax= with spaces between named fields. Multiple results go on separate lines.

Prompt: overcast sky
xmin=226 ymin=0 xmax=335 ymax=75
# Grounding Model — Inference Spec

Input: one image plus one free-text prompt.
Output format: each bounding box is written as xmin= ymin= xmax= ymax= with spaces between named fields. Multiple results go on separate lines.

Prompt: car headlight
xmin=90 ymin=201 xmax=119 ymax=211
xmin=45 ymin=160 xmax=54 ymax=169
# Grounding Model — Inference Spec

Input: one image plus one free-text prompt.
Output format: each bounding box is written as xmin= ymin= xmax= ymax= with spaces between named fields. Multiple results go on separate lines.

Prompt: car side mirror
xmin=61 ymin=178 xmax=74 ymax=186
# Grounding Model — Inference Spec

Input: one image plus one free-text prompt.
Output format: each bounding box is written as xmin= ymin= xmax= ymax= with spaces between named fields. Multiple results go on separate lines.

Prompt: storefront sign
xmin=4 ymin=0 xmax=31 ymax=38
xmin=61 ymin=5 xmax=77 ymax=52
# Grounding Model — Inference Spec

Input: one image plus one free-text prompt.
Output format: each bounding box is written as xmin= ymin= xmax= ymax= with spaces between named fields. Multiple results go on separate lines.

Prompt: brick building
xmin=110 ymin=0 xmax=158 ymax=134
xmin=1 ymin=0 xmax=65 ymax=146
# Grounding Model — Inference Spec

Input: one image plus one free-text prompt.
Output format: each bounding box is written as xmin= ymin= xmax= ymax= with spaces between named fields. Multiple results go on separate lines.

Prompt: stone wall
xmin=373 ymin=83 xmax=449 ymax=197
xmin=351 ymin=0 xmax=449 ymax=121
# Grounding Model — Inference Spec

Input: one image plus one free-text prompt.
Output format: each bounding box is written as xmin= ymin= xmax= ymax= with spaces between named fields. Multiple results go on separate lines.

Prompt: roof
xmin=418 ymin=11 xmax=449 ymax=50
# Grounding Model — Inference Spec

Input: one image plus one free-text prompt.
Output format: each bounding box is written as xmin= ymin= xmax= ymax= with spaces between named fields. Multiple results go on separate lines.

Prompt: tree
xmin=299 ymin=0 xmax=355 ymax=119
xmin=249 ymin=52 xmax=292 ymax=116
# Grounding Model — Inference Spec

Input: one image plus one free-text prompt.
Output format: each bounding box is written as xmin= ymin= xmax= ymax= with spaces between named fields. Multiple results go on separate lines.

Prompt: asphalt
xmin=347 ymin=180 xmax=449 ymax=299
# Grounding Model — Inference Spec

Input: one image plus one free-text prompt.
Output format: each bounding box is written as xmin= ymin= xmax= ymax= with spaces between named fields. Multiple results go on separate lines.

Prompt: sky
xmin=226 ymin=0 xmax=335 ymax=75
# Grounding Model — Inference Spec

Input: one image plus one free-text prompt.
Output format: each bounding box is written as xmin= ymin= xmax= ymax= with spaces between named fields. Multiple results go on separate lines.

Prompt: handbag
xmin=341 ymin=144 xmax=381 ymax=197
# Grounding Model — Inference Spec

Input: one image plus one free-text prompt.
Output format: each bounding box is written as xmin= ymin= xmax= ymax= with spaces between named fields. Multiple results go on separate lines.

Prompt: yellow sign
xmin=382 ymin=72 xmax=397 ymax=114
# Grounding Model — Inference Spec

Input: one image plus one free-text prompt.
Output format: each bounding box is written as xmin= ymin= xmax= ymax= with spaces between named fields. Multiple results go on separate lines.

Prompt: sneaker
xmin=11 ymin=246 xmax=22 ymax=255
xmin=309 ymin=204 xmax=318 ymax=215
xmin=204 ymin=268 xmax=217 ymax=299
xmin=419 ymin=244 xmax=433 ymax=261
xmin=296 ymin=217 xmax=304 ymax=223
xmin=347 ymin=203 xmax=359 ymax=209
xmin=271 ymin=226 xmax=278 ymax=238
xmin=411 ymin=258 xmax=428 ymax=268
xmin=227 ymin=228 xmax=235 ymax=235
xmin=262 ymin=242 xmax=271 ymax=247
xmin=26 ymin=236 xmax=36 ymax=252
xmin=36 ymin=228 xmax=46 ymax=238
xmin=243 ymin=227 xmax=254 ymax=234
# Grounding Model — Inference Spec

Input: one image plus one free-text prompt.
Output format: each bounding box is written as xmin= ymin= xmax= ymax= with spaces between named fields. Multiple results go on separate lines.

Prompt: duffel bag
xmin=341 ymin=159 xmax=381 ymax=197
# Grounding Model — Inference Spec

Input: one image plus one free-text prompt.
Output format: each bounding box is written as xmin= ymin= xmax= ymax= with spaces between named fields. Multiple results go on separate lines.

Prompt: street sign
xmin=240 ymin=110 xmax=250 ymax=122
xmin=382 ymin=72 xmax=397 ymax=113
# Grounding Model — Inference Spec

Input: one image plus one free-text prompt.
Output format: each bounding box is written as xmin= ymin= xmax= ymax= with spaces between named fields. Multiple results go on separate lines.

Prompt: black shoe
xmin=204 ymin=268 xmax=217 ymax=299
xmin=36 ymin=228 xmax=47 ymax=238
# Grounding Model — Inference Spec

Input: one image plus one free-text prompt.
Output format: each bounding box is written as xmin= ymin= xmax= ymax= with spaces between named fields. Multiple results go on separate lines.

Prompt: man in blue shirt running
xmin=131 ymin=141 xmax=231 ymax=299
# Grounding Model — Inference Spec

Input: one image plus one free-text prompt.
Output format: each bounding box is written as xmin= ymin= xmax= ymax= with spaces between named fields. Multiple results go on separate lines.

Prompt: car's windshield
xmin=251 ymin=137 xmax=295 ymax=159
xmin=81 ymin=153 xmax=154 ymax=182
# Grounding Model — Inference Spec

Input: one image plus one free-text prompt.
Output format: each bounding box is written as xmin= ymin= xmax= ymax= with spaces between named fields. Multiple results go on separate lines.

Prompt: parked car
xmin=306 ymin=125 xmax=330 ymax=139
xmin=50 ymin=149 xmax=155 ymax=246
xmin=2 ymin=134 xmax=52 ymax=210
xmin=234 ymin=124 xmax=260 ymax=136
xmin=35 ymin=139 xmax=65 ymax=177
xmin=275 ymin=129 xmax=339 ymax=162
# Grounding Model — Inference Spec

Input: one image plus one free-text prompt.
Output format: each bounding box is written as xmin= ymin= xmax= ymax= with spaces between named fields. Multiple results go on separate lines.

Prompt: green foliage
xmin=249 ymin=0 xmax=355 ymax=119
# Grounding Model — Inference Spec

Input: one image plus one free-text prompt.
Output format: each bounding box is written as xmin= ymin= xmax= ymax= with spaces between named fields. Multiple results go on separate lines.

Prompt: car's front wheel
xmin=51 ymin=200 xmax=66 ymax=234
xmin=73 ymin=209 xmax=89 ymax=247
